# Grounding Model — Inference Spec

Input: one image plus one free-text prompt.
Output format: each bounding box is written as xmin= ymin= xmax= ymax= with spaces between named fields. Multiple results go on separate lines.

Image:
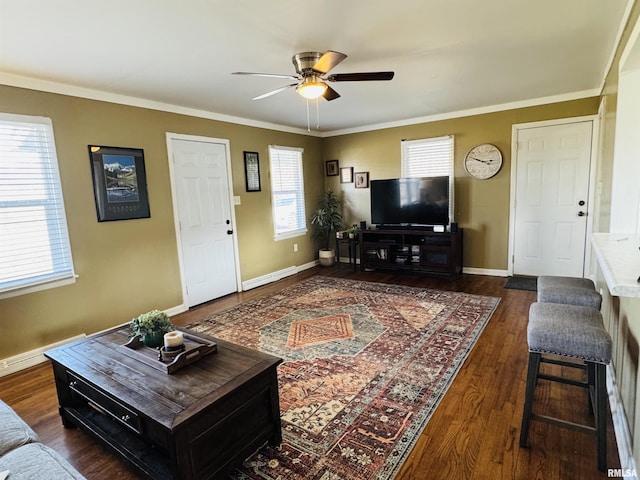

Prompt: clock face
xmin=464 ymin=144 xmax=503 ymax=179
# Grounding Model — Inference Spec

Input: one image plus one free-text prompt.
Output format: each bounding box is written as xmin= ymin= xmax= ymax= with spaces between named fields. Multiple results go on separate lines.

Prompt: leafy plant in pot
xmin=310 ymin=190 xmax=343 ymax=266
xmin=130 ymin=309 xmax=174 ymax=348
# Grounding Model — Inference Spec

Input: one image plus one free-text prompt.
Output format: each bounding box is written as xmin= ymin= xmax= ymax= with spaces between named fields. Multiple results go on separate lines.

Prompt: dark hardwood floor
xmin=0 ymin=267 xmax=620 ymax=479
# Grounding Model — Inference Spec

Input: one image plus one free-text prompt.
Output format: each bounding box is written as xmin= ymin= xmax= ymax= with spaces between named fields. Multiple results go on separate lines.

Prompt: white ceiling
xmin=0 ymin=0 xmax=632 ymax=135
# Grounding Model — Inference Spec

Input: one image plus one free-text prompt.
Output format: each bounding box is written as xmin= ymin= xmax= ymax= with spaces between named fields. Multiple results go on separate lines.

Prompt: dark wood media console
xmin=360 ymin=228 xmax=463 ymax=277
xmin=45 ymin=327 xmax=282 ymax=480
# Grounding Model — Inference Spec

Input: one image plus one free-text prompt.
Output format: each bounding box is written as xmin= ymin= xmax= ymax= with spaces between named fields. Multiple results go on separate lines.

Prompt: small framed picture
xmin=326 ymin=159 xmax=339 ymax=176
xmin=244 ymin=151 xmax=261 ymax=192
xmin=340 ymin=167 xmax=354 ymax=183
xmin=355 ymin=172 xmax=369 ymax=189
xmin=88 ymin=145 xmax=150 ymax=222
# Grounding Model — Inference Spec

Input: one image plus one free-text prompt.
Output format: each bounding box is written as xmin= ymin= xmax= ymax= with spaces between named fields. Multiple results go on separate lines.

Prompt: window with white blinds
xmin=401 ymin=135 xmax=454 ymax=177
xmin=0 ymin=113 xmax=75 ymax=298
xmin=401 ymin=135 xmax=455 ymax=221
xmin=269 ymin=145 xmax=307 ymax=240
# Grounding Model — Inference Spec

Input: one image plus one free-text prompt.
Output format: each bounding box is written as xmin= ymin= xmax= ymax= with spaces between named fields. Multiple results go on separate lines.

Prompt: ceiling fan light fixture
xmin=296 ymin=77 xmax=327 ymax=99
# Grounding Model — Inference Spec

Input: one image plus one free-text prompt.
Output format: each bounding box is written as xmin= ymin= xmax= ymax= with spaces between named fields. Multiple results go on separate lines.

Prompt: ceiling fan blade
xmin=312 ymin=51 xmax=347 ymax=74
xmin=252 ymin=83 xmax=298 ymax=100
xmin=322 ymin=85 xmax=341 ymax=101
xmin=326 ymin=71 xmax=395 ymax=82
xmin=233 ymin=71 xmax=299 ymax=80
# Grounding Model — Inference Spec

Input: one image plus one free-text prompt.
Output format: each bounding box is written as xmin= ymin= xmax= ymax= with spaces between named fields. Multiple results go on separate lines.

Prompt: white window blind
xmin=0 ymin=113 xmax=75 ymax=297
xmin=269 ymin=145 xmax=307 ymax=240
xmin=401 ymin=135 xmax=455 ymax=222
xmin=401 ymin=135 xmax=454 ymax=177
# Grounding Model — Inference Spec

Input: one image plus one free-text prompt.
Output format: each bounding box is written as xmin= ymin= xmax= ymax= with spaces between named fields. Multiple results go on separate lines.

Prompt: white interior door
xmin=170 ymin=137 xmax=238 ymax=306
xmin=512 ymin=120 xmax=593 ymax=277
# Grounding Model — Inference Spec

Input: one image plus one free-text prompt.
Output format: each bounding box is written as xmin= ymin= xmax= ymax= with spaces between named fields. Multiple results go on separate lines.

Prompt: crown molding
xmin=1 ymin=71 xmax=600 ymax=139
xmin=0 ymin=72 xmax=320 ymax=137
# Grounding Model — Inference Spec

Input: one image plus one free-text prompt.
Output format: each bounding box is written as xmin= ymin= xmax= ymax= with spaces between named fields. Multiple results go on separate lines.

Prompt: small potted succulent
xmin=130 ymin=309 xmax=174 ymax=348
xmin=345 ymin=225 xmax=359 ymax=239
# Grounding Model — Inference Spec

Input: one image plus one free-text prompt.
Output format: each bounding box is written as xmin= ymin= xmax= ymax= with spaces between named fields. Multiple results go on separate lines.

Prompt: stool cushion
xmin=528 ymin=302 xmax=611 ymax=364
xmin=537 ymin=276 xmax=602 ymax=310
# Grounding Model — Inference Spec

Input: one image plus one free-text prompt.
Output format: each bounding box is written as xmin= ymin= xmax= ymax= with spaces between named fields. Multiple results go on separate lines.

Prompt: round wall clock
xmin=464 ymin=143 xmax=503 ymax=179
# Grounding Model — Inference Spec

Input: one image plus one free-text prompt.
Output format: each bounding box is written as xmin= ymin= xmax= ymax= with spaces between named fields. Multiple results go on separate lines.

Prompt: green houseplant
xmin=310 ymin=190 xmax=343 ymax=266
xmin=130 ymin=309 xmax=174 ymax=348
xmin=345 ymin=224 xmax=359 ymax=238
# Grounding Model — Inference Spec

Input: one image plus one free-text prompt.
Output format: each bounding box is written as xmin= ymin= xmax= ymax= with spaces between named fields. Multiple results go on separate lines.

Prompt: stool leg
xmin=587 ymin=362 xmax=595 ymax=415
xmin=595 ymin=362 xmax=607 ymax=471
xmin=520 ymin=352 xmax=541 ymax=448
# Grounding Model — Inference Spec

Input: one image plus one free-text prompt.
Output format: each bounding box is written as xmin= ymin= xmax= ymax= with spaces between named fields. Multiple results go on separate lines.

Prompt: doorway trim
xmin=165 ymin=132 xmax=242 ymax=306
xmin=508 ymin=114 xmax=600 ymax=277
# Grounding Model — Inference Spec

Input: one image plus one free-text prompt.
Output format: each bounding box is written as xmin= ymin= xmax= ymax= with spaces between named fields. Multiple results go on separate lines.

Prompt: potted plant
xmin=130 ymin=309 xmax=174 ymax=348
xmin=310 ymin=190 xmax=343 ymax=266
xmin=345 ymin=224 xmax=359 ymax=239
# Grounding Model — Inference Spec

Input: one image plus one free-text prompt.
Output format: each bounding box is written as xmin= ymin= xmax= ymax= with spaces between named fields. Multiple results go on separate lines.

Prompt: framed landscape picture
xmin=88 ymin=145 xmax=151 ymax=222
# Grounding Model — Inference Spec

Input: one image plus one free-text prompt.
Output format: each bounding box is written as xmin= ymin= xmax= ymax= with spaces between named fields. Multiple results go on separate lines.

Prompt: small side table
xmin=335 ymin=236 xmax=359 ymax=271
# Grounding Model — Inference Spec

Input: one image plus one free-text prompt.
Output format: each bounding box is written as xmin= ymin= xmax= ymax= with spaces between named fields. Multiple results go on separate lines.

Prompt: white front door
xmin=169 ymin=137 xmax=238 ymax=306
xmin=512 ymin=120 xmax=593 ymax=277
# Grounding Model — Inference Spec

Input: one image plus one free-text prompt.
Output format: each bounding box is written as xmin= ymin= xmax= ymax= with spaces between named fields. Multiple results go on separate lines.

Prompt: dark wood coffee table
xmin=45 ymin=327 xmax=282 ymax=480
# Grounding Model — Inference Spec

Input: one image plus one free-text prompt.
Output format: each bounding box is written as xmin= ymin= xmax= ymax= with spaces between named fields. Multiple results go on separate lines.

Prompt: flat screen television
xmin=370 ymin=176 xmax=450 ymax=227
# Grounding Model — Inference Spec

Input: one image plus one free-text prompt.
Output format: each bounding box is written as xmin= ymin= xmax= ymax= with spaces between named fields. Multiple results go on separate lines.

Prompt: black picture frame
xmin=326 ymin=159 xmax=339 ymax=176
xmin=355 ymin=171 xmax=369 ymax=189
xmin=244 ymin=151 xmax=261 ymax=192
xmin=340 ymin=167 xmax=354 ymax=183
xmin=88 ymin=145 xmax=150 ymax=222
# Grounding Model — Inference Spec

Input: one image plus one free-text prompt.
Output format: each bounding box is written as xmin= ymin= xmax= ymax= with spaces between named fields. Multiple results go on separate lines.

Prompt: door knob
xmin=227 ymin=229 xmax=233 ymax=235
xmin=578 ymin=211 xmax=586 ymax=217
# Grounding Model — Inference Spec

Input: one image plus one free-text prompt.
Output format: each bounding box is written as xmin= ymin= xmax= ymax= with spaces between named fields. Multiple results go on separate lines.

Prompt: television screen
xmin=370 ymin=176 xmax=450 ymax=226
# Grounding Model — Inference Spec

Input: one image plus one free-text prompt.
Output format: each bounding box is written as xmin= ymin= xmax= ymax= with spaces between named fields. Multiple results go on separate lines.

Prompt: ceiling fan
xmin=232 ymin=50 xmax=394 ymax=101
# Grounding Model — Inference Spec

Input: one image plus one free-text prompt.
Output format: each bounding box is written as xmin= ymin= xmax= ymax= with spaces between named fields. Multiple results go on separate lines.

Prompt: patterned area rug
xmin=188 ymin=277 xmax=500 ymax=480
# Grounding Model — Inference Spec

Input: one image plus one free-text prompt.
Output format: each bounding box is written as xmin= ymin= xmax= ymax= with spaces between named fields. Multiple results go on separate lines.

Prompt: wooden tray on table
xmin=121 ymin=329 xmax=217 ymax=374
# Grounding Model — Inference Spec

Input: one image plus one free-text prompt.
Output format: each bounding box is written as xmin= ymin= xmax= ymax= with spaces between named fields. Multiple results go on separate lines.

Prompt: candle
xmin=164 ymin=331 xmax=184 ymax=349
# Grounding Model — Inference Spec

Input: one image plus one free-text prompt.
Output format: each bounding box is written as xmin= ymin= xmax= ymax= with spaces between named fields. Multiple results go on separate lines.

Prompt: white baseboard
xmin=0 ymin=334 xmax=86 ymax=377
xmin=337 ymin=256 xmax=360 ymax=265
xmin=297 ymin=259 xmax=320 ymax=272
xmin=165 ymin=303 xmax=188 ymax=317
xmin=242 ymin=261 xmax=318 ymax=291
xmin=463 ymin=267 xmax=509 ymax=277
xmin=608 ymin=364 xmax=637 ymax=474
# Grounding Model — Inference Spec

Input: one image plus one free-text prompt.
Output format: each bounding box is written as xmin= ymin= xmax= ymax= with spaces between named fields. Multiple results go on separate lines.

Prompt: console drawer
xmin=67 ymin=371 xmax=142 ymax=434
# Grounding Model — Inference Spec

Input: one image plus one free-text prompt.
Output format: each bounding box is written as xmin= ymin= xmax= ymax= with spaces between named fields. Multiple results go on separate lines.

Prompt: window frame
xmin=268 ymin=145 xmax=307 ymax=241
xmin=0 ymin=113 xmax=76 ymax=299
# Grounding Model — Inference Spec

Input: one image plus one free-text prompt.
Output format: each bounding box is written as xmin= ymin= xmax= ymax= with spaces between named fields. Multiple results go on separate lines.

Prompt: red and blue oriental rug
xmin=188 ymin=277 xmax=500 ymax=479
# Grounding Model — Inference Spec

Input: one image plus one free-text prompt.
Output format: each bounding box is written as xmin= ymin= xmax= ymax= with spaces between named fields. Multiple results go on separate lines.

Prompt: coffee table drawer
xmin=68 ymin=371 xmax=142 ymax=434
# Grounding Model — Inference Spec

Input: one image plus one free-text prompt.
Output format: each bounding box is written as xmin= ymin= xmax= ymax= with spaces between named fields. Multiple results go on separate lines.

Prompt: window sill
xmin=274 ymin=229 xmax=308 ymax=241
xmin=0 ymin=275 xmax=77 ymax=300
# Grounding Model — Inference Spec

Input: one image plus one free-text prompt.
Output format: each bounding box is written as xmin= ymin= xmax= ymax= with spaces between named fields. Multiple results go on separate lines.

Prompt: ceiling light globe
xmin=296 ymin=81 xmax=327 ymax=100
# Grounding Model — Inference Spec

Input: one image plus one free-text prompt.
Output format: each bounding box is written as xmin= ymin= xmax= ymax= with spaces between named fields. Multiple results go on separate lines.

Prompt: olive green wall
xmin=0 ymin=85 xmax=322 ymax=358
xmin=323 ymin=98 xmax=599 ymax=271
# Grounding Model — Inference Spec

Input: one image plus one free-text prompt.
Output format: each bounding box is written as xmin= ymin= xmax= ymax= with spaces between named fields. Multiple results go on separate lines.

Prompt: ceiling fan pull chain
xmin=316 ymin=98 xmax=321 ymax=129
xmin=306 ymin=99 xmax=311 ymax=132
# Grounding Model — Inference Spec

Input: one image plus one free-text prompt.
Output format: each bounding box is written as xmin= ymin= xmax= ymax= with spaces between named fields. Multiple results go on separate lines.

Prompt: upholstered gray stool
xmin=537 ymin=275 xmax=602 ymax=310
xmin=520 ymin=302 xmax=612 ymax=471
